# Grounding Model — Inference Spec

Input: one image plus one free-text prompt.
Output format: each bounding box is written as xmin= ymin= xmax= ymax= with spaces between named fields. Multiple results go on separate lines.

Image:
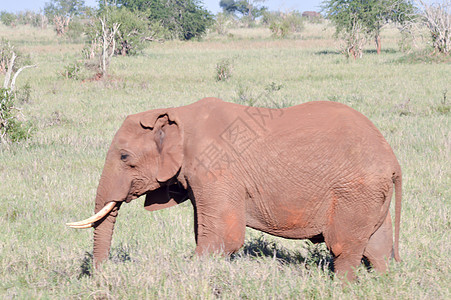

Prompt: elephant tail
xmin=393 ymin=169 xmax=402 ymax=262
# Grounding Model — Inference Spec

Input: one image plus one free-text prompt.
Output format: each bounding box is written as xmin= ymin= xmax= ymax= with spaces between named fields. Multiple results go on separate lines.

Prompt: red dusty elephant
xmin=68 ymin=98 xmax=402 ymax=281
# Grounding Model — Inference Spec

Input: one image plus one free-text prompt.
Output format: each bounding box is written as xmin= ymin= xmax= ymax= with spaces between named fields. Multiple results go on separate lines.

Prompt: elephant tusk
xmin=66 ymin=223 xmax=93 ymax=229
xmin=66 ymin=202 xmax=116 ymax=229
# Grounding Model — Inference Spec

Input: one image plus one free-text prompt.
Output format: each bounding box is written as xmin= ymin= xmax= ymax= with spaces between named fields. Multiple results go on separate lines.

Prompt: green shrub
xmin=0 ymin=11 xmax=16 ymax=26
xmin=284 ymin=11 xmax=304 ymax=33
xmin=214 ymin=13 xmax=233 ymax=35
xmin=148 ymin=20 xmax=172 ymax=41
xmin=61 ymin=61 xmax=82 ymax=79
xmin=0 ymin=89 xmax=33 ymax=144
xmin=65 ymin=18 xmax=86 ymax=41
xmin=107 ymin=8 xmax=150 ymax=55
xmin=15 ymin=10 xmax=43 ymax=27
xmin=215 ymin=58 xmax=233 ymax=81
xmin=262 ymin=11 xmax=280 ymax=26
xmin=395 ymin=50 xmax=451 ymax=64
xmin=270 ymin=20 xmax=290 ymax=38
xmin=15 ymin=82 xmax=32 ymax=104
xmin=269 ymin=11 xmax=304 ymax=39
xmin=434 ymin=90 xmax=450 ymax=115
xmin=0 ymin=39 xmax=32 ymax=75
xmin=84 ymin=7 xmax=149 ymax=57
xmin=113 ymin=0 xmax=214 ymax=41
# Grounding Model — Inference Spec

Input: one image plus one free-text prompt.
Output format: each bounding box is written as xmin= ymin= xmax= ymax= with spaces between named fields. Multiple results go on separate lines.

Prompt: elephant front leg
xmin=192 ymin=188 xmax=246 ymax=256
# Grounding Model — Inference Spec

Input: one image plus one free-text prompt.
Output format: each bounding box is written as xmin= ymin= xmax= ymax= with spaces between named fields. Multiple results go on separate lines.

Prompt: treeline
xmin=1 ymin=0 xmax=214 ymax=42
xmin=2 ymin=0 xmax=450 ymax=58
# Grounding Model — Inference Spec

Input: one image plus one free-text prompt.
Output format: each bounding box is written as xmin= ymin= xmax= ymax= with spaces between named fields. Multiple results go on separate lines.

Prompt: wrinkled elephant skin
xmin=69 ymin=98 xmax=402 ymax=281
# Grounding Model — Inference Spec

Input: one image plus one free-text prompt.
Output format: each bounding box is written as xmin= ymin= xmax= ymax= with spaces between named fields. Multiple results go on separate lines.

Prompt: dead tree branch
xmin=417 ymin=0 xmax=450 ymax=54
xmin=99 ymin=17 xmax=120 ymax=76
xmin=3 ymin=52 xmax=16 ymax=89
xmin=3 ymin=50 xmax=37 ymax=91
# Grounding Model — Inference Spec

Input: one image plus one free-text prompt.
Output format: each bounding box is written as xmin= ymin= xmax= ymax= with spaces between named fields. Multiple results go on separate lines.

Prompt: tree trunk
xmin=375 ymin=34 xmax=382 ymax=55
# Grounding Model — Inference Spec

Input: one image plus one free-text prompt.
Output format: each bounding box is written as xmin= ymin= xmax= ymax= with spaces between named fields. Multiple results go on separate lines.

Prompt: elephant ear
xmin=144 ymin=183 xmax=188 ymax=211
xmin=140 ymin=110 xmax=184 ymax=183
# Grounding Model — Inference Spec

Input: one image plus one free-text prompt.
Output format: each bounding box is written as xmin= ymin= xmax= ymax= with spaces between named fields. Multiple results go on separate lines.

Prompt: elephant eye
xmin=120 ymin=153 xmax=129 ymax=161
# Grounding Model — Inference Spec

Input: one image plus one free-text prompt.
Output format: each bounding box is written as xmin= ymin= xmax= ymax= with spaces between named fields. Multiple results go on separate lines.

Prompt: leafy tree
xmin=220 ymin=0 xmax=267 ymax=20
xmin=44 ymin=0 xmax=88 ymax=36
xmin=220 ymin=0 xmax=245 ymax=15
xmin=44 ymin=0 xmax=87 ymax=18
xmin=0 ymin=11 xmax=17 ymax=26
xmin=364 ymin=0 xmax=415 ymax=54
xmin=103 ymin=7 xmax=150 ymax=55
xmin=322 ymin=0 xmax=415 ymax=56
xmin=267 ymin=11 xmax=304 ymax=39
xmin=174 ymin=1 xmax=214 ymax=40
xmin=106 ymin=0 xmax=214 ymax=40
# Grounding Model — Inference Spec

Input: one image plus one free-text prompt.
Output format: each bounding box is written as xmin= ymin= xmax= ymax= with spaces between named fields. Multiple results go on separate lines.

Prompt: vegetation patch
xmin=0 ymin=88 xmax=33 ymax=144
xmin=394 ymin=50 xmax=451 ymax=64
xmin=215 ymin=57 xmax=234 ymax=81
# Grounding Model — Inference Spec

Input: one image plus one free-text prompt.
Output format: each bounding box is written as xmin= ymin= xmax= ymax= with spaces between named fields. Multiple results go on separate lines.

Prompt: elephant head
xmin=67 ymin=108 xmax=188 ymax=267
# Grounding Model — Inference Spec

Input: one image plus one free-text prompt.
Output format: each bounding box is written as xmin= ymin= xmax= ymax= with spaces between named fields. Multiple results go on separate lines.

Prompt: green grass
xmin=0 ymin=23 xmax=450 ymax=298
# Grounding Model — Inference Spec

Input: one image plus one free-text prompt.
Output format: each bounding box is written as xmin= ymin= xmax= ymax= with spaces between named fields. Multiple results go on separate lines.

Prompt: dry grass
xmin=0 ymin=21 xmax=450 ymax=299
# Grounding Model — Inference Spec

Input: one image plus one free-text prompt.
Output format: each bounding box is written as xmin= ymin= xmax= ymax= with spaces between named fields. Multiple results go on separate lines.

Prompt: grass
xmin=0 ymin=22 xmax=450 ymax=298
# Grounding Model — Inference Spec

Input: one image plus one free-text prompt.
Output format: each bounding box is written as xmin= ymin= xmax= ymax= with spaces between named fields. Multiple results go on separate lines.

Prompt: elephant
xmin=67 ymin=97 xmax=402 ymax=281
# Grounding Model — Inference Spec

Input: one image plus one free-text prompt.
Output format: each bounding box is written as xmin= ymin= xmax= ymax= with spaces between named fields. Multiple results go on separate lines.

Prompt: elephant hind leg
xmin=363 ymin=212 xmax=394 ymax=273
xmin=332 ymin=243 xmax=366 ymax=282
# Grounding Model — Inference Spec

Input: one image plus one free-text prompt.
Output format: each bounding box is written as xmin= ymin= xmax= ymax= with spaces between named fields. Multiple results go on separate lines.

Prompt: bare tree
xmin=40 ymin=13 xmax=49 ymax=30
xmin=339 ymin=14 xmax=368 ymax=59
xmin=53 ymin=15 xmax=71 ymax=36
xmin=2 ymin=46 xmax=36 ymax=91
xmin=246 ymin=0 xmax=266 ymax=21
xmin=99 ymin=17 xmax=120 ymax=77
xmin=417 ymin=0 xmax=450 ymax=54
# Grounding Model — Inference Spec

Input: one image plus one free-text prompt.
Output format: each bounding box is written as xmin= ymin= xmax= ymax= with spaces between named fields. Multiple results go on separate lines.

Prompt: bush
xmin=114 ymin=0 xmax=214 ymax=41
xmin=108 ymin=8 xmax=150 ymax=55
xmin=214 ymin=12 xmax=233 ymax=35
xmin=418 ymin=1 xmax=451 ymax=55
xmin=0 ymin=39 xmax=32 ymax=75
xmin=0 ymin=11 xmax=16 ymax=26
xmin=176 ymin=1 xmax=214 ymax=40
xmin=15 ymin=82 xmax=32 ymax=104
xmin=270 ymin=20 xmax=290 ymax=39
xmin=65 ymin=18 xmax=86 ymax=41
xmin=0 ymin=89 xmax=33 ymax=144
xmin=85 ymin=7 xmax=150 ymax=57
xmin=15 ymin=10 xmax=42 ymax=27
xmin=262 ymin=11 xmax=280 ymax=26
xmin=148 ymin=20 xmax=172 ymax=41
xmin=215 ymin=58 xmax=233 ymax=81
xmin=284 ymin=11 xmax=304 ymax=33
xmin=269 ymin=11 xmax=304 ymax=39
xmin=61 ymin=61 xmax=82 ymax=79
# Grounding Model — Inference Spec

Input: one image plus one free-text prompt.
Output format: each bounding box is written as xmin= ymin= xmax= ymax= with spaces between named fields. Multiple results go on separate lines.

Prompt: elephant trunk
xmin=93 ymin=201 xmax=120 ymax=267
xmin=66 ymin=153 xmax=129 ymax=267
xmin=91 ymin=172 xmax=125 ymax=267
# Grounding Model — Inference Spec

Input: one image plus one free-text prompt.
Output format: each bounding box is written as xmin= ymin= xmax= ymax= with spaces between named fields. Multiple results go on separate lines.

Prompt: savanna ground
xmin=0 ymin=22 xmax=450 ymax=299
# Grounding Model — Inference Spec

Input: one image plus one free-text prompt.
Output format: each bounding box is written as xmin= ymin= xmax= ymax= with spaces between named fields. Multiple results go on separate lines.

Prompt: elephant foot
xmin=333 ymin=250 xmax=365 ymax=282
